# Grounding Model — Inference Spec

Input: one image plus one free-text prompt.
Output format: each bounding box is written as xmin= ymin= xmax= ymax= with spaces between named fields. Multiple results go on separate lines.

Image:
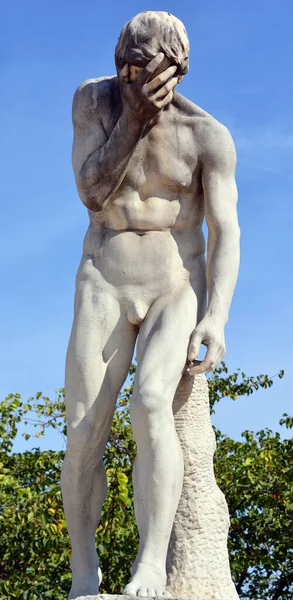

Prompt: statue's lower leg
xmin=124 ymin=400 xmax=183 ymax=598
xmin=61 ymin=453 xmax=105 ymax=599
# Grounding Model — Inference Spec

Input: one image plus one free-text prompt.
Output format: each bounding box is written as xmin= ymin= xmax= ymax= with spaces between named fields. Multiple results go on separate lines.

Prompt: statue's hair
xmin=115 ymin=11 xmax=190 ymax=77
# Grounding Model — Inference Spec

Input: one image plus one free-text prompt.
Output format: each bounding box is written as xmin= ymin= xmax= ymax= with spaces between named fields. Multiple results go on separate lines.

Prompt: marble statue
xmin=61 ymin=10 xmax=240 ymax=600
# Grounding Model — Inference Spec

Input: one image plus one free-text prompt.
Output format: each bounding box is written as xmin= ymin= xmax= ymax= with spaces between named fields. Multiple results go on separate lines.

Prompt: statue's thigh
xmin=65 ymin=256 xmax=137 ymax=428
xmin=135 ymin=283 xmax=197 ymax=398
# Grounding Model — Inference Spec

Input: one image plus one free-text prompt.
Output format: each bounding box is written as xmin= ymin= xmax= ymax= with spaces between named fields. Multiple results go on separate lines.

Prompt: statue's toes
xmin=137 ymin=587 xmax=148 ymax=596
xmin=124 ymin=584 xmax=138 ymax=596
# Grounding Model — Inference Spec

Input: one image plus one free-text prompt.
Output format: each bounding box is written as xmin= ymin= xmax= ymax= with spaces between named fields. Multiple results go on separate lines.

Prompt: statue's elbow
xmin=75 ymin=172 xmax=102 ymax=211
xmin=78 ymin=184 xmax=103 ymax=212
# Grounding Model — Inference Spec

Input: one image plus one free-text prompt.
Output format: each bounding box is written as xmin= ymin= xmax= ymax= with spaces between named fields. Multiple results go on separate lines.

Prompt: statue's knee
xmin=64 ymin=422 xmax=103 ymax=469
xmin=131 ymin=385 xmax=173 ymax=434
xmin=132 ymin=384 xmax=159 ymax=413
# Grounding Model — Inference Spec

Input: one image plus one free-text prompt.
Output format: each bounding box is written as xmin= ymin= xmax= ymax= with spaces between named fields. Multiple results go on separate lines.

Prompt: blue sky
xmin=1 ymin=0 xmax=292 ymax=452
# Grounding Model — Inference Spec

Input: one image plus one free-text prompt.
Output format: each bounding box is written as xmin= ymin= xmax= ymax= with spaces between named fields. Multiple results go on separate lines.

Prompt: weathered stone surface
xmin=72 ymin=597 xmax=209 ymax=600
xmin=167 ymin=373 xmax=239 ymax=600
xmin=72 ymin=596 xmax=229 ymax=600
xmin=73 ymin=596 xmax=132 ymax=600
xmin=63 ymin=9 xmax=240 ymax=599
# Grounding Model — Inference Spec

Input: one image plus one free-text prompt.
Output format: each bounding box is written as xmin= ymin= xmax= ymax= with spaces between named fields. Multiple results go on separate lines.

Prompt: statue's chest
xmin=127 ymin=115 xmax=199 ymax=191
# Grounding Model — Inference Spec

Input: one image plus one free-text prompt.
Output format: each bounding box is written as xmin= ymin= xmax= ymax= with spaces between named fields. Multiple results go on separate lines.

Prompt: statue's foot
xmin=69 ymin=580 xmax=98 ymax=600
xmin=68 ymin=567 xmax=102 ymax=599
xmin=124 ymin=562 xmax=172 ymax=598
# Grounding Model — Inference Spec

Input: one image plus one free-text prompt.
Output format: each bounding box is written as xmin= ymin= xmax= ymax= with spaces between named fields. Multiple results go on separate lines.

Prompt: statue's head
xmin=115 ymin=11 xmax=189 ymax=82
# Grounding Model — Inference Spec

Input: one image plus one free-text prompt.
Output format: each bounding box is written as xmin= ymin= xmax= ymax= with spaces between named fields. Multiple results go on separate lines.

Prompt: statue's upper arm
xmin=201 ymin=121 xmax=238 ymax=231
xmin=72 ymin=80 xmax=109 ymax=178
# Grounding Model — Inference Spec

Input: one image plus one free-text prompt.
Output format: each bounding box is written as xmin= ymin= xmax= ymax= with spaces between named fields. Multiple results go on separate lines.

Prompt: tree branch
xmin=236 ymin=568 xmax=249 ymax=594
xmin=271 ymin=572 xmax=293 ymax=600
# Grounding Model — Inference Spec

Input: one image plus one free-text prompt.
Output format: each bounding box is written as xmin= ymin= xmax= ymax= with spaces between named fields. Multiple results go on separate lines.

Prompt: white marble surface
xmin=62 ymin=9 xmax=240 ymax=599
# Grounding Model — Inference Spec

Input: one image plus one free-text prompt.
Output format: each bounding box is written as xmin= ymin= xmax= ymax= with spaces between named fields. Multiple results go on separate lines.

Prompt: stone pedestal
xmin=167 ymin=373 xmax=239 ymax=600
xmin=73 ymin=597 xmax=234 ymax=600
xmin=73 ymin=596 xmax=233 ymax=600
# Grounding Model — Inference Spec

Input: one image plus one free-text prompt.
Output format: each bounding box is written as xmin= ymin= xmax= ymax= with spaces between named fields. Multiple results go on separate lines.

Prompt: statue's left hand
xmin=186 ymin=316 xmax=226 ymax=374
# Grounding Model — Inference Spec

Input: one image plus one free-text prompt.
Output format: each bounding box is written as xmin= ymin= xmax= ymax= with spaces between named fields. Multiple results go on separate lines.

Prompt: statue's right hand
xmin=119 ymin=53 xmax=178 ymax=123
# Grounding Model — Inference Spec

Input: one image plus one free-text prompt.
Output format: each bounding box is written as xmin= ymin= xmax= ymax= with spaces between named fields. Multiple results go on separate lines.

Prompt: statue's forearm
xmin=205 ymin=225 xmax=240 ymax=325
xmin=77 ymin=111 xmax=144 ymax=211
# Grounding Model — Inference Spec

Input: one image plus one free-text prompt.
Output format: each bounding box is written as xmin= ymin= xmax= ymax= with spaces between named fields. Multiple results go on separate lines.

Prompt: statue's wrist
xmin=204 ymin=309 xmax=227 ymax=328
xmin=121 ymin=105 xmax=145 ymax=132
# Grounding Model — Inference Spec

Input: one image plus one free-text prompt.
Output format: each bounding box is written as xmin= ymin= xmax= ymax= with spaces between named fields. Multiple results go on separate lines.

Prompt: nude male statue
xmin=61 ymin=11 xmax=240 ymax=600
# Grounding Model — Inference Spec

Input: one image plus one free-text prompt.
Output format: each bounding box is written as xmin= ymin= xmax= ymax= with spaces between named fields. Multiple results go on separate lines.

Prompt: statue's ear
xmin=119 ymin=63 xmax=130 ymax=83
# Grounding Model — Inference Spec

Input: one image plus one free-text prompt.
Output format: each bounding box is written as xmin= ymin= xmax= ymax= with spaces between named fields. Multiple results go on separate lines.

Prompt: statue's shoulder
xmin=174 ymin=91 xmax=235 ymax=157
xmin=72 ymin=76 xmax=118 ymax=124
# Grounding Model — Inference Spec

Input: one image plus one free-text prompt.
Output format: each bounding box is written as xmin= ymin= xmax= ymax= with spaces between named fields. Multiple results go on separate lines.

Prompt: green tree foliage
xmin=0 ymin=365 xmax=291 ymax=600
xmin=216 ymin=426 xmax=293 ymax=598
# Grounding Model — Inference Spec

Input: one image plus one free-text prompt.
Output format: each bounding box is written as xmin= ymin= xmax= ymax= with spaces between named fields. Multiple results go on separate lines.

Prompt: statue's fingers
xmin=187 ymin=360 xmax=204 ymax=375
xmin=193 ymin=342 xmax=218 ymax=373
xmin=147 ymin=66 xmax=178 ymax=93
xmin=186 ymin=359 xmax=202 ymax=374
xmin=188 ymin=332 xmax=202 ymax=362
xmin=152 ymin=76 xmax=178 ymax=102
xmin=157 ymin=90 xmax=174 ymax=109
xmin=138 ymin=52 xmax=165 ymax=84
xmin=215 ymin=344 xmax=226 ymax=368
